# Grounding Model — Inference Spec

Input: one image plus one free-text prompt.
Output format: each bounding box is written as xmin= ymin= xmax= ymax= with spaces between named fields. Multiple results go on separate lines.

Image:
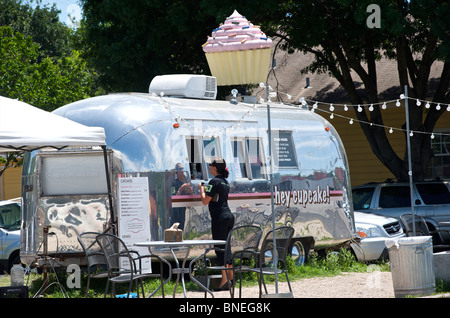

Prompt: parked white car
xmin=351 ymin=211 xmax=405 ymax=262
xmin=0 ymin=199 xmax=21 ymax=273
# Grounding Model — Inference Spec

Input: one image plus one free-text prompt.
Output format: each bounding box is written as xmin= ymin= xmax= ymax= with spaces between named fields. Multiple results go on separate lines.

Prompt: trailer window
xmin=185 ymin=136 xmax=221 ymax=180
xmin=231 ymin=137 xmax=266 ymax=180
xmin=271 ymin=131 xmax=298 ymax=169
xmin=247 ymin=138 xmax=266 ymax=179
xmin=41 ymin=154 xmax=108 ymax=195
xmin=232 ymin=140 xmax=248 ymax=179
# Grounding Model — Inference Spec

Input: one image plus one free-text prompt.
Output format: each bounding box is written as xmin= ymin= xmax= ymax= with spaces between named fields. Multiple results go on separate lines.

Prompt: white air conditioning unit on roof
xmin=149 ymin=74 xmax=217 ymax=100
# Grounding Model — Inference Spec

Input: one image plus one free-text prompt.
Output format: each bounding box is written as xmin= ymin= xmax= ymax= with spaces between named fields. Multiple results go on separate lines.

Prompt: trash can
xmin=386 ymin=236 xmax=435 ymax=298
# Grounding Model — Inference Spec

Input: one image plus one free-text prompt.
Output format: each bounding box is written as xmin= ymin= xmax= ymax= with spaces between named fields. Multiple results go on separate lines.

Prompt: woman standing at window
xmin=199 ymin=157 xmax=235 ymax=291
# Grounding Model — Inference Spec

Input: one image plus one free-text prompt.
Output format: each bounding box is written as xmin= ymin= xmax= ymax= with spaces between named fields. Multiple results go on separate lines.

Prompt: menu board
xmin=118 ymin=176 xmax=152 ymax=273
xmin=271 ymin=131 xmax=298 ymax=168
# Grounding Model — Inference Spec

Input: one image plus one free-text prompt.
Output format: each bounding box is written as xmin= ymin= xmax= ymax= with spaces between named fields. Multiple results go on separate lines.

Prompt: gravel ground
xmin=180 ymin=271 xmax=396 ymax=298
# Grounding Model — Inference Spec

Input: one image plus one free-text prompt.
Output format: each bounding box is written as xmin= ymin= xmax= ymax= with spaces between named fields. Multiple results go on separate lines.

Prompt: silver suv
xmin=0 ymin=199 xmax=21 ymax=273
xmin=352 ymin=181 xmax=450 ymax=235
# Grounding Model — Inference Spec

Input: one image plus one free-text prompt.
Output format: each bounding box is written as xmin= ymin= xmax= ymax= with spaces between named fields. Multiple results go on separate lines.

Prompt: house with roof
xmin=267 ymin=49 xmax=450 ymax=187
xmin=1 ymin=49 xmax=449 ymax=200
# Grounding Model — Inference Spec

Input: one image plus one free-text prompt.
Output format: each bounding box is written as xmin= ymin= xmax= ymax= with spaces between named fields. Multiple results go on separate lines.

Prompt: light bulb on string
xmin=212 ymin=86 xmax=450 ymax=143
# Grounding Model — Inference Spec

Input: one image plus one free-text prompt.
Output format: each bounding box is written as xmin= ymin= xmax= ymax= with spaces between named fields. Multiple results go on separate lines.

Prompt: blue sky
xmin=27 ymin=0 xmax=82 ymax=27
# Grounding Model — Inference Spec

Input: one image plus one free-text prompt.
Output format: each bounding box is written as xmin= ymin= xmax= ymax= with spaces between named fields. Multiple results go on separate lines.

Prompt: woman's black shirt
xmin=205 ymin=175 xmax=233 ymax=221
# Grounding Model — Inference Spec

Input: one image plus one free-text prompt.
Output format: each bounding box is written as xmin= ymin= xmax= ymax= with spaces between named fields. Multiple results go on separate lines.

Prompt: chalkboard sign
xmin=271 ymin=131 xmax=298 ymax=168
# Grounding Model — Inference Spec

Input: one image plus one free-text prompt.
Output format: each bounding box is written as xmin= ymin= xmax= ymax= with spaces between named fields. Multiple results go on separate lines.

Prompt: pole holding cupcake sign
xmin=202 ymin=10 xmax=273 ymax=86
xmin=203 ymin=10 xmax=283 ymax=296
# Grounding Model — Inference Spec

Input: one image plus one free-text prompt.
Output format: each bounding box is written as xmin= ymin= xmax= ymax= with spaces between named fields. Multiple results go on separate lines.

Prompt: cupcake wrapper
xmin=205 ymin=48 xmax=272 ymax=86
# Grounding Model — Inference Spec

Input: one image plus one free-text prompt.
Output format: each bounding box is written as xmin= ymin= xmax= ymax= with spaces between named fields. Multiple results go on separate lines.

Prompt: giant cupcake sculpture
xmin=202 ymin=10 xmax=273 ymax=86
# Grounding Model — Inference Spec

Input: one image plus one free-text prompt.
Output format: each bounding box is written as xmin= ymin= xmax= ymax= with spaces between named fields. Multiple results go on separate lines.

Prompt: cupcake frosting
xmin=202 ymin=10 xmax=272 ymax=53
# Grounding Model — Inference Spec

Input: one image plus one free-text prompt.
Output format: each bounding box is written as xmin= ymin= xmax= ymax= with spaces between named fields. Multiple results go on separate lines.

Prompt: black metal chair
xmin=211 ymin=225 xmax=263 ymax=297
xmin=77 ymin=232 xmax=109 ymax=298
xmin=190 ymin=225 xmax=263 ymax=298
xmin=96 ymin=233 xmax=171 ymax=298
xmin=236 ymin=226 xmax=294 ymax=298
xmin=400 ymin=214 xmax=450 ymax=252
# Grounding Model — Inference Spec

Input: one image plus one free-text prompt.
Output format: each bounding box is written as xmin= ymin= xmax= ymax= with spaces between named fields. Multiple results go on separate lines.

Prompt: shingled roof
xmin=267 ymin=49 xmax=446 ymax=104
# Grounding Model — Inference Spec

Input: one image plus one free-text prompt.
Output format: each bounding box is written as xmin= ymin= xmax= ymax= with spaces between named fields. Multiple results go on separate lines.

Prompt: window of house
xmin=428 ymin=131 xmax=450 ymax=179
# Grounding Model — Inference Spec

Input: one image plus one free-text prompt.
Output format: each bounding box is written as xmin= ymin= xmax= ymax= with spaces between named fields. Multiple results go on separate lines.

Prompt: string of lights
xmin=152 ymin=84 xmax=450 ymax=139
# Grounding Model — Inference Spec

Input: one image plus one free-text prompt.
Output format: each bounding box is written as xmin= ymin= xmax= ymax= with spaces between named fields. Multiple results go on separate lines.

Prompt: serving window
xmin=185 ymin=136 xmax=221 ymax=180
xmin=231 ymin=137 xmax=266 ymax=180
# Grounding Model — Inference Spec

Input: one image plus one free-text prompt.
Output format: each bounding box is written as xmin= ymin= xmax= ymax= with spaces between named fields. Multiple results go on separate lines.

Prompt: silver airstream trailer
xmin=20 ymin=75 xmax=357 ymax=267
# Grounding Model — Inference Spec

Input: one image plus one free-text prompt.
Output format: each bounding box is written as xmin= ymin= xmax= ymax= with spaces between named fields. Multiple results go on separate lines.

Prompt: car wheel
xmin=290 ymin=240 xmax=308 ymax=266
xmin=8 ymin=252 xmax=21 ymax=274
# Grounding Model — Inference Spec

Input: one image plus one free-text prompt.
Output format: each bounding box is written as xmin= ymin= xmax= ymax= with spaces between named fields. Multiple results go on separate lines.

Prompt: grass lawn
xmin=0 ymin=248 xmax=448 ymax=298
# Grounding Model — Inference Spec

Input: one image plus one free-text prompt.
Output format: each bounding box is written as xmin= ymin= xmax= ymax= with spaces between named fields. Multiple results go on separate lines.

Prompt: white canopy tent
xmin=0 ymin=96 xmax=105 ymax=152
xmin=0 ymin=95 xmax=114 ymax=222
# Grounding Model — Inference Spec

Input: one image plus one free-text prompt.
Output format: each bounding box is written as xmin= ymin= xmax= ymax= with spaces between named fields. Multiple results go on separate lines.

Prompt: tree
xmin=79 ymin=0 xmax=216 ymax=92
xmin=0 ymin=26 xmax=96 ymax=111
xmin=0 ymin=153 xmax=22 ymax=179
xmin=201 ymin=0 xmax=450 ymax=181
xmin=78 ymin=0 xmax=450 ymax=181
xmin=0 ymin=1 xmax=101 ymax=176
xmin=0 ymin=0 xmax=74 ymax=60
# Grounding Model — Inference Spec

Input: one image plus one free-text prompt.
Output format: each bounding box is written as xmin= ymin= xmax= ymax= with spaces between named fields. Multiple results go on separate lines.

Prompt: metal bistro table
xmin=135 ymin=239 xmax=226 ymax=298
